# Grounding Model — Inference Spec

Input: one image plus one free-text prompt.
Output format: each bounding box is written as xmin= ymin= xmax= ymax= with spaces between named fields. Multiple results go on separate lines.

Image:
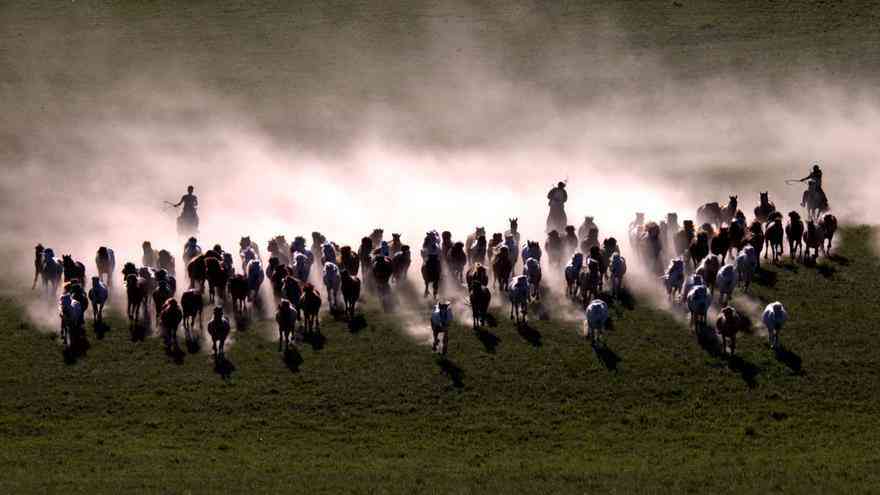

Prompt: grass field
xmin=1 ymin=225 xmax=877 ymax=493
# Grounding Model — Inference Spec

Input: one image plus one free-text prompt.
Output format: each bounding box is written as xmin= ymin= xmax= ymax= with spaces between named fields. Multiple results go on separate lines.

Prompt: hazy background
xmin=2 ymin=0 xmax=879 ymax=273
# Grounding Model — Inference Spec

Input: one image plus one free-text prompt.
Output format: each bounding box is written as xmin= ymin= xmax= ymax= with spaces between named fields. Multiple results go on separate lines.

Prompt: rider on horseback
xmin=171 ymin=186 xmax=199 ymax=235
xmin=546 ymin=181 xmax=568 ymax=233
xmin=799 ymin=164 xmax=825 ymax=208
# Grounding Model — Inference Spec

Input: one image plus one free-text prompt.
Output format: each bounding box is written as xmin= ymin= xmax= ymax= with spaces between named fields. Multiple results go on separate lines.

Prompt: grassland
xmin=0 ymin=226 xmax=877 ymax=493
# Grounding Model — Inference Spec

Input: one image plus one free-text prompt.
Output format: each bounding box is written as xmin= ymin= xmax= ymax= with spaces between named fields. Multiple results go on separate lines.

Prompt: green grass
xmin=1 ymin=226 xmax=878 ymax=493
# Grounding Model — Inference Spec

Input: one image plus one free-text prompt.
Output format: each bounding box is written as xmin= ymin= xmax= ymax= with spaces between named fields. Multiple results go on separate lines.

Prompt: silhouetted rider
xmin=173 ymin=186 xmax=198 ymax=218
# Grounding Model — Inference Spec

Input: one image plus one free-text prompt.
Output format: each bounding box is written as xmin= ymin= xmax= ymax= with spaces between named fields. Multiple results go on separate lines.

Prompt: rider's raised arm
xmin=173 ymin=196 xmax=185 ymax=207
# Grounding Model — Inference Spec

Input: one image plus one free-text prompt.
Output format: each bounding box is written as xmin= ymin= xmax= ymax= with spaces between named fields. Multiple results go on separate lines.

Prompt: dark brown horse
xmin=753 ymin=191 xmax=776 ymax=223
xmin=818 ymin=213 xmax=838 ymax=255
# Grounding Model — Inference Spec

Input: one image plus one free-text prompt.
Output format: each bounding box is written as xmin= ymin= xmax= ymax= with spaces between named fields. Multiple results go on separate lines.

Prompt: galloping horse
xmin=753 ymin=192 xmax=776 ymax=223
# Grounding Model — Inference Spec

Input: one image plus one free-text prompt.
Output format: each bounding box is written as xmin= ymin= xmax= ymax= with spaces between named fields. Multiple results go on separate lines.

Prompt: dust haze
xmin=2 ymin=1 xmax=878 ymax=282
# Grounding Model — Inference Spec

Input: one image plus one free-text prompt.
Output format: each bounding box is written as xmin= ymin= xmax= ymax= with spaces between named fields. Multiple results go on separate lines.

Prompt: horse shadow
xmin=755 ymin=267 xmax=777 ymax=287
xmin=436 ymin=356 xmax=464 ymax=389
xmin=185 ymin=335 xmax=202 ymax=354
xmin=727 ymin=355 xmax=760 ymax=388
xmin=774 ymin=345 xmax=804 ymax=375
xmin=531 ymin=301 xmax=551 ymax=321
xmin=696 ymin=324 xmax=723 ymax=357
xmin=516 ymin=322 xmax=542 ymax=347
xmin=473 ymin=327 xmax=500 ymax=353
xmin=815 ymin=262 xmax=836 ymax=279
xmin=827 ymin=254 xmax=850 ymax=266
xmin=304 ymin=331 xmax=326 ymax=351
xmin=591 ymin=340 xmax=621 ymax=371
xmin=283 ymin=347 xmax=303 ymax=373
xmin=234 ymin=314 xmax=251 ymax=332
xmin=62 ymin=335 xmax=90 ymax=365
xmin=348 ymin=314 xmax=367 ymax=333
xmin=165 ymin=342 xmax=186 ymax=365
xmin=615 ymin=288 xmax=636 ymax=310
xmin=93 ymin=320 xmax=111 ymax=340
xmin=214 ymin=355 xmax=236 ymax=380
xmin=329 ymin=307 xmax=348 ymax=321
xmin=780 ymin=260 xmax=800 ymax=273
xmin=485 ymin=313 xmax=498 ymax=328
xmin=129 ymin=321 xmax=149 ymax=342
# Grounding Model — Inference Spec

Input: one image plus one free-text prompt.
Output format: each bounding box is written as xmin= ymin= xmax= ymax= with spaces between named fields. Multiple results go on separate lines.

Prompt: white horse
xmin=59 ymin=293 xmax=83 ymax=349
xmin=686 ymin=285 xmax=710 ymax=331
xmin=663 ymin=258 xmax=685 ymax=303
xmin=322 ymin=262 xmax=341 ymax=310
xmin=716 ymin=264 xmax=737 ymax=306
xmin=292 ymin=252 xmax=312 ymax=282
xmin=430 ymin=301 xmax=453 ymax=355
xmin=762 ymin=301 xmax=788 ymax=349
xmin=609 ymin=253 xmax=627 ymax=299
xmin=735 ymin=246 xmax=757 ymax=292
xmin=87 ymin=276 xmax=109 ymax=323
xmin=524 ymin=257 xmax=541 ymax=301
xmin=508 ymin=275 xmax=530 ymax=323
xmin=584 ymin=299 xmax=609 ymax=342
xmin=681 ymin=274 xmax=704 ymax=305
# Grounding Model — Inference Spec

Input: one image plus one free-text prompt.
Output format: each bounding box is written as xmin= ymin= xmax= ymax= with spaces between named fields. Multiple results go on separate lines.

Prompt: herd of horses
xmin=35 ymin=189 xmax=831 ymax=363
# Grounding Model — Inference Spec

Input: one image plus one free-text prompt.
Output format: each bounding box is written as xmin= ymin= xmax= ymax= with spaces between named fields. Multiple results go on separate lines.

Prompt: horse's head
xmin=475 ymin=227 xmax=486 ymax=237
xmin=360 ymin=237 xmax=372 ymax=250
xmin=213 ymin=306 xmax=224 ymax=319
xmin=441 ymin=231 xmax=452 ymax=242
xmin=498 ymin=246 xmax=509 ymax=257
xmin=491 ymin=233 xmax=503 ymax=243
xmin=588 ymin=227 xmax=599 ymax=239
xmin=667 ymin=213 xmax=678 ymax=224
xmin=572 ymin=252 xmax=584 ymax=265
xmin=760 ymin=191 xmax=769 ymax=203
xmin=788 ymin=211 xmax=800 ymax=221
xmin=371 ymin=228 xmax=383 ymax=239
xmin=437 ymin=301 xmax=450 ymax=313
xmin=547 ymin=230 xmax=559 ymax=240
xmin=603 ymin=237 xmax=617 ymax=250
xmin=509 ymin=218 xmax=518 ymax=231
xmin=91 ymin=276 xmax=100 ymax=286
xmin=729 ymin=195 xmax=738 ymax=207
xmin=683 ymin=220 xmax=694 ymax=231
xmin=401 ymin=245 xmax=410 ymax=253
xmin=565 ymin=225 xmax=576 ymax=235
xmin=635 ymin=213 xmax=645 ymax=224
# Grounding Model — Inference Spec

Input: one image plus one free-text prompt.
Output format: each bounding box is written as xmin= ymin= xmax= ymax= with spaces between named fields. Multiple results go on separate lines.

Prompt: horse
xmin=152 ymin=280 xmax=174 ymax=329
xmin=421 ymin=252 xmax=442 ymax=299
xmin=545 ymin=231 xmax=564 ymax=268
xmin=266 ymin=258 xmax=285 ymax=302
xmin=391 ymin=246 xmax=411 ymax=283
xmin=601 ymin=238 xmax=620 ymax=271
xmin=159 ymin=299 xmax=183 ymax=349
xmin=446 ymin=242 xmax=467 ymax=284
xmin=785 ymin=211 xmax=805 ymax=261
xmin=182 ymin=237 xmax=202 ymax=267
xmin=696 ymin=202 xmax=723 ymax=228
xmin=468 ymin=281 xmax=491 ymax=329
xmin=157 ymin=249 xmax=175 ymax=277
xmin=431 ymin=302 xmax=453 ymax=355
xmin=710 ymin=227 xmax=731 ymax=263
xmin=466 ymin=263 xmax=489 ymax=288
xmin=818 ymin=213 xmax=838 ymax=255
xmin=441 ymin=231 xmax=455 ymax=266
xmin=578 ymin=258 xmax=602 ymax=308
xmin=239 ymin=236 xmax=261 ymax=262
xmin=492 ymin=246 xmax=513 ymax=291
xmin=584 ymin=299 xmax=609 ymax=343
xmin=487 ymin=233 xmax=504 ymax=266
xmin=87 ymin=276 xmax=108 ymax=323
xmin=322 ymin=262 xmax=341 ymax=310
xmin=180 ymin=289 xmax=203 ymax=342
xmin=275 ymin=299 xmax=298 ymax=351
xmin=41 ymin=249 xmax=64 ymax=298
xmin=716 ymin=264 xmax=737 ymax=306
xmin=686 ymin=285 xmax=710 ymax=331
xmin=564 ymin=253 xmax=584 ymax=299
xmin=59 ymin=293 xmax=83 ymax=349
xmin=61 ymin=255 xmax=86 ymax=285
xmin=663 ymin=258 xmax=685 ymax=303
xmin=662 ymin=213 xmax=681 ymax=254
xmin=589 ymin=246 xmax=608 ymax=283
xmin=747 ymin=220 xmax=765 ymax=265
xmin=762 ymin=301 xmax=787 ymax=349
xmin=754 ymin=192 xmax=776 ymax=223
xmin=696 ymin=254 xmax=721 ymax=295
xmin=804 ymin=181 xmax=828 ymax=221
xmin=281 ymin=275 xmax=302 ymax=312
xmin=504 ymin=234 xmax=519 ymax=268
xmin=736 ymin=245 xmax=757 ymax=292
xmin=468 ymin=235 xmax=488 ymax=267
xmin=207 ymin=307 xmax=230 ymax=361
xmin=581 ymin=227 xmax=600 ymax=254
xmin=388 ymin=233 xmax=403 ymax=258
xmin=637 ymin=222 xmax=663 ymax=274
xmin=803 ymin=220 xmax=823 ymax=261
xmin=506 ymin=218 xmax=521 ymax=248
xmin=728 ymin=215 xmax=748 ymax=253
xmin=267 ymin=236 xmax=291 ymax=266
xmin=301 ymin=283 xmax=322 ymax=334
xmin=205 ymin=256 xmax=228 ymax=303
xmin=228 ymin=275 xmax=248 ymax=314
xmin=682 ymin=274 xmax=704 ymax=305
xmin=524 ymin=257 xmax=541 ymax=301
xmin=310 ymin=232 xmax=327 ymax=271
xmin=32 ymin=244 xmax=45 ymax=290
xmin=372 ymin=255 xmax=393 ymax=306
xmin=675 ymin=221 xmax=695 ymax=257
xmin=563 ymin=226 xmax=579 ymax=259
xmin=95 ymin=247 xmax=116 ymax=288
xmin=246 ymin=259 xmax=265 ymax=307
xmin=369 ymin=229 xmax=384 ymax=249
xmin=764 ymin=216 xmax=785 ymax=263
xmin=465 ymin=227 xmax=486 ymax=260
xmin=716 ymin=306 xmax=749 ymax=356
xmin=125 ymin=273 xmax=147 ymax=325
xmin=142 ymin=241 xmax=157 ymax=268
xmin=340 ymin=269 xmax=361 ymax=319
xmin=508 ymin=275 xmax=529 ymax=324
xmin=578 ymin=216 xmax=597 ymax=242
xmin=291 ymin=252 xmax=312 ymax=284
xmin=339 ymin=245 xmax=360 ymax=277
xmin=609 ymin=253 xmax=627 ymax=299
xmin=186 ymin=254 xmax=208 ymax=292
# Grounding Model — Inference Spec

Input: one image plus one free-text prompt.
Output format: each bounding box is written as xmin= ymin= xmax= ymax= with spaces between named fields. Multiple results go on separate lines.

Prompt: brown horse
xmin=716 ymin=306 xmax=749 ymax=356
xmin=803 ymin=220 xmax=823 ymax=260
xmin=492 ymin=246 xmax=513 ymax=291
xmin=753 ymin=192 xmax=776 ymax=223
xmin=301 ymin=283 xmax=322 ymax=334
xmin=785 ymin=211 xmax=805 ymax=261
xmin=818 ymin=213 xmax=838 ymax=255
xmin=764 ymin=217 xmax=784 ymax=263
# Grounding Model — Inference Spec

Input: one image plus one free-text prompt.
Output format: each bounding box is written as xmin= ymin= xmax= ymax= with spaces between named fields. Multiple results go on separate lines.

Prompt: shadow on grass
xmin=755 ymin=266 xmax=777 ymax=287
xmin=348 ymin=314 xmax=367 ymax=333
xmin=93 ymin=320 xmax=110 ymax=340
xmin=827 ymin=253 xmax=850 ymax=266
xmin=516 ymin=322 xmax=542 ymax=347
xmin=436 ymin=356 xmax=464 ymax=389
xmin=214 ymin=355 xmax=236 ymax=380
xmin=696 ymin=324 xmax=723 ymax=357
xmin=473 ymin=327 xmax=500 ymax=353
xmin=616 ymin=287 xmax=636 ymax=310
xmin=774 ymin=345 xmax=804 ymax=375
xmin=283 ymin=347 xmax=303 ymax=373
xmin=165 ymin=341 xmax=186 ymax=365
xmin=62 ymin=333 xmax=90 ymax=365
xmin=728 ymin=355 xmax=760 ymax=388
xmin=592 ymin=340 xmax=621 ymax=371
xmin=304 ymin=331 xmax=325 ymax=351
xmin=129 ymin=321 xmax=150 ymax=342
xmin=185 ymin=336 xmax=202 ymax=354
